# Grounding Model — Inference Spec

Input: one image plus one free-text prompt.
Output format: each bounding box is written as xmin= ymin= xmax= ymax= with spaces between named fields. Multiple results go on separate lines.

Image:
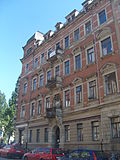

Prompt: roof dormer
xmin=65 ymin=9 xmax=79 ymax=23
xmin=55 ymin=22 xmax=63 ymax=31
xmin=44 ymin=30 xmax=54 ymax=40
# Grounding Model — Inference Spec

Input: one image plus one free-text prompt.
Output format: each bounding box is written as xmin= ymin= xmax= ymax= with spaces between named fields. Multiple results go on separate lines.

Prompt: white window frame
xmin=84 ymin=20 xmax=92 ymax=35
xmin=63 ymin=88 xmax=71 ymax=108
xmin=74 ymin=52 xmax=82 ymax=71
xmin=46 ymin=69 xmax=52 ymax=83
xmin=74 ymin=28 xmax=80 ymax=42
xmin=39 ymin=73 xmax=44 ymax=87
xmin=32 ymin=76 xmax=37 ymax=91
xmin=99 ymin=35 xmax=113 ymax=57
xmin=97 ymin=8 xmax=107 ymax=26
xmin=87 ymin=77 xmax=98 ymax=100
xmin=64 ymin=35 xmax=70 ymax=49
xmin=30 ymin=101 xmax=35 ymax=117
xmin=20 ymin=105 xmax=25 ymax=118
xmin=74 ymin=84 xmax=83 ymax=106
xmin=63 ymin=59 xmax=70 ymax=76
xmin=37 ymin=98 xmax=42 ymax=115
xmin=54 ymin=64 xmax=60 ymax=77
xmin=85 ymin=45 xmax=95 ymax=65
xmin=45 ymin=96 xmax=51 ymax=110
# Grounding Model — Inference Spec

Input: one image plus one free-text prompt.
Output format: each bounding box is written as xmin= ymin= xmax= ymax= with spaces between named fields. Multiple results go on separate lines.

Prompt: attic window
xmin=26 ymin=47 xmax=32 ymax=55
xmin=72 ymin=14 xmax=75 ymax=20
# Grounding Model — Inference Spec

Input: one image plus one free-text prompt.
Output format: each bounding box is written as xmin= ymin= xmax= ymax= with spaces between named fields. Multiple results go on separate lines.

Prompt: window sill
xmin=100 ymin=51 xmax=114 ymax=60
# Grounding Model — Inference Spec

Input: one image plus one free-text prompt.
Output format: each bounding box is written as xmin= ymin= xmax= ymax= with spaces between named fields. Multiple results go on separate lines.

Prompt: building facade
xmin=15 ymin=0 xmax=120 ymax=152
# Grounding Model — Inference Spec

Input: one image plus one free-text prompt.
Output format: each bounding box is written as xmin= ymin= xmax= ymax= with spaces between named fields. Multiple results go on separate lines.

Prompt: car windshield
xmin=52 ymin=148 xmax=64 ymax=155
xmin=69 ymin=150 xmax=92 ymax=160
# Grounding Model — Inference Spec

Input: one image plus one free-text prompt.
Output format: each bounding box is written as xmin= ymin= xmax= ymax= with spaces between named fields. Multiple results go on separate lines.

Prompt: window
xmin=26 ymin=47 xmax=32 ymax=55
xmin=77 ymin=123 xmax=83 ymax=141
xmin=55 ymin=65 xmax=60 ymax=77
xmin=74 ymin=28 xmax=80 ymax=41
xmin=25 ymin=63 xmax=29 ymax=73
xmin=44 ymin=128 xmax=49 ymax=143
xmin=36 ymin=129 xmax=40 ymax=142
xmin=23 ymin=82 xmax=27 ymax=94
xmin=41 ymin=53 xmax=45 ymax=64
xmin=76 ymin=85 xmax=82 ymax=104
xmin=111 ymin=117 xmax=120 ymax=138
xmin=31 ymin=102 xmax=35 ymax=117
xmin=33 ymin=78 xmax=37 ymax=91
xmin=87 ymin=47 xmax=94 ymax=64
xmin=40 ymin=74 xmax=44 ymax=87
xmin=85 ymin=21 xmax=92 ymax=35
xmin=88 ymin=80 xmax=97 ymax=100
xmin=65 ymin=125 xmax=70 ymax=142
xmin=92 ymin=121 xmax=99 ymax=141
xmin=47 ymin=70 xmax=51 ymax=81
xmin=75 ymin=54 xmax=81 ymax=70
xmin=64 ymin=60 xmax=70 ymax=75
xmin=37 ymin=100 xmax=42 ymax=115
xmin=20 ymin=106 xmax=25 ymax=118
xmin=56 ymin=42 xmax=60 ymax=50
xmin=46 ymin=97 xmax=50 ymax=108
xmin=65 ymin=36 xmax=69 ymax=49
xmin=104 ymin=72 xmax=117 ymax=95
xmin=48 ymin=48 xmax=52 ymax=59
xmin=34 ymin=57 xmax=38 ymax=68
xmin=101 ymin=37 xmax=112 ymax=56
xmin=99 ymin=9 xmax=106 ymax=25
xmin=29 ymin=130 xmax=32 ymax=143
xmin=65 ymin=90 xmax=70 ymax=107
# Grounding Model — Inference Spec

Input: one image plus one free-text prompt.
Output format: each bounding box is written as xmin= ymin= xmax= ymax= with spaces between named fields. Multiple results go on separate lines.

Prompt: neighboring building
xmin=15 ymin=0 xmax=120 ymax=152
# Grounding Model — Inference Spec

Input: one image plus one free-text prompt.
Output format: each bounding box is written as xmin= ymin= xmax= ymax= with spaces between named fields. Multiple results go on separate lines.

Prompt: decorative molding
xmin=100 ymin=63 xmax=116 ymax=74
xmin=96 ymin=27 xmax=112 ymax=40
xmin=72 ymin=77 xmax=83 ymax=85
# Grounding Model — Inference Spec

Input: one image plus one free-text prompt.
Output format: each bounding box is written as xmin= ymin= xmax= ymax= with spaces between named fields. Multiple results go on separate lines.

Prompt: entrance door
xmin=52 ymin=126 xmax=60 ymax=148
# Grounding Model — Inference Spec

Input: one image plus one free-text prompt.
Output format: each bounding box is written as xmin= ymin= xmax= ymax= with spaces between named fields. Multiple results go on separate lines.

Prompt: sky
xmin=0 ymin=0 xmax=83 ymax=103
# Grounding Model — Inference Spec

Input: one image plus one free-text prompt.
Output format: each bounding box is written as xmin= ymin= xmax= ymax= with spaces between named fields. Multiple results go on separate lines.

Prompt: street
xmin=0 ymin=158 xmax=21 ymax=160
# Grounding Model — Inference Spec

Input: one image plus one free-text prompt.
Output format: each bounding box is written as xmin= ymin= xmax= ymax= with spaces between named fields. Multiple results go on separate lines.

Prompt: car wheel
xmin=24 ymin=156 xmax=28 ymax=160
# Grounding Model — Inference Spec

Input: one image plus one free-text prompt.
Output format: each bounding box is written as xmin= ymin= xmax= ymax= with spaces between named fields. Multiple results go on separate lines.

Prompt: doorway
xmin=52 ymin=125 xmax=60 ymax=148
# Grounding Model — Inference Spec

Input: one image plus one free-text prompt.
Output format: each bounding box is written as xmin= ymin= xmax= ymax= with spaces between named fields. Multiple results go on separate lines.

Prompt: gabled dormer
xmin=44 ymin=30 xmax=54 ymax=40
xmin=55 ymin=22 xmax=63 ymax=31
xmin=65 ymin=9 xmax=79 ymax=23
xmin=82 ymin=0 xmax=94 ymax=11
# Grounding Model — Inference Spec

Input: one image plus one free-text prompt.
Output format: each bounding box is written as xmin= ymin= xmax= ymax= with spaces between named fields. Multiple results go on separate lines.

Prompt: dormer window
xmin=26 ymin=47 xmax=32 ymax=55
xmin=55 ymin=22 xmax=63 ymax=31
xmin=65 ymin=9 xmax=79 ymax=23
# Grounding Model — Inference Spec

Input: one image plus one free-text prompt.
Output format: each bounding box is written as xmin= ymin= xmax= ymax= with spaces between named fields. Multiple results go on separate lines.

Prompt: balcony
xmin=46 ymin=107 xmax=56 ymax=118
xmin=47 ymin=48 xmax=64 ymax=62
xmin=46 ymin=76 xmax=62 ymax=89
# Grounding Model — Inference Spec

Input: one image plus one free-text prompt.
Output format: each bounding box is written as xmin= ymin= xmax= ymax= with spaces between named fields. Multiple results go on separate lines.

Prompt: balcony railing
xmin=46 ymin=76 xmax=62 ymax=89
xmin=47 ymin=48 xmax=64 ymax=62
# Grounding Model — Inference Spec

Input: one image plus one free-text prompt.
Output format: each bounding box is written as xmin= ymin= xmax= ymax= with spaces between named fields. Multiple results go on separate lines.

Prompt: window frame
xmin=64 ymin=125 xmax=70 ymax=142
xmin=64 ymin=88 xmax=70 ymax=108
xmin=75 ymin=84 xmax=83 ymax=105
xmin=111 ymin=117 xmax=120 ymax=139
xmin=44 ymin=128 xmax=49 ymax=143
xmin=77 ymin=123 xmax=83 ymax=141
xmin=98 ymin=9 xmax=107 ymax=25
xmin=74 ymin=52 xmax=82 ymax=71
xmin=20 ymin=105 xmax=25 ymax=118
xmin=64 ymin=59 xmax=70 ymax=76
xmin=39 ymin=74 xmax=44 ymax=87
xmin=74 ymin=28 xmax=80 ymax=42
xmin=46 ymin=70 xmax=51 ymax=82
xmin=37 ymin=99 xmax=42 ymax=115
xmin=23 ymin=81 xmax=27 ymax=94
xmin=32 ymin=77 xmax=37 ymax=91
xmin=40 ymin=53 xmax=45 ymax=64
xmin=30 ymin=101 xmax=35 ymax=117
xmin=85 ymin=20 xmax=92 ymax=35
xmin=86 ymin=46 xmax=95 ymax=65
xmin=64 ymin=35 xmax=69 ymax=49
xmin=36 ymin=129 xmax=40 ymax=143
xmin=92 ymin=121 xmax=100 ymax=141
xmin=54 ymin=65 xmax=60 ymax=77
xmin=87 ymin=78 xmax=97 ymax=100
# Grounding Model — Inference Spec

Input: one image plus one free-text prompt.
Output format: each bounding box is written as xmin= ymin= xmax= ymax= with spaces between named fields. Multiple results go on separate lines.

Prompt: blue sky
xmin=0 ymin=0 xmax=83 ymax=102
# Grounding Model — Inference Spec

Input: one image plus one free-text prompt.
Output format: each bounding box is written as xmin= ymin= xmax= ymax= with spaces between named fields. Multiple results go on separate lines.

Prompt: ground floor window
xmin=92 ymin=121 xmax=99 ymax=141
xmin=77 ymin=123 xmax=83 ymax=141
xmin=44 ymin=128 xmax=49 ymax=143
xmin=111 ymin=117 xmax=120 ymax=138
xmin=64 ymin=125 xmax=70 ymax=142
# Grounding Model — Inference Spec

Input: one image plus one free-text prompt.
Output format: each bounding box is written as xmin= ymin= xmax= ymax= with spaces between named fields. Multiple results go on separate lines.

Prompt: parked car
xmin=23 ymin=147 xmax=64 ymax=160
xmin=61 ymin=149 xmax=109 ymax=160
xmin=0 ymin=143 xmax=25 ymax=159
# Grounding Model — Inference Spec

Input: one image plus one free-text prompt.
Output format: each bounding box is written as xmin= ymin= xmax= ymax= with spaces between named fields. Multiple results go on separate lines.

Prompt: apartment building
xmin=15 ymin=0 xmax=120 ymax=152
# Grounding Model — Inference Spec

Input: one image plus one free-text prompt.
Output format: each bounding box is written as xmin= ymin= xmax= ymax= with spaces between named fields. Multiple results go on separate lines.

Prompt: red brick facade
xmin=15 ymin=0 xmax=120 ymax=152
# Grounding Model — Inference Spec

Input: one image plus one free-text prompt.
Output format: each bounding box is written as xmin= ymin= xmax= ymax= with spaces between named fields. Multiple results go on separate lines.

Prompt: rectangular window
xmin=41 ymin=53 xmax=45 ymax=64
xmin=77 ymin=123 xmax=83 ymax=141
xmin=111 ymin=117 xmax=120 ymax=138
xmin=101 ymin=37 xmax=112 ymax=56
xmin=65 ymin=90 xmax=70 ymax=107
xmin=24 ymin=82 xmax=27 ymax=94
xmin=85 ymin=21 xmax=92 ymax=35
xmin=40 ymin=74 xmax=44 ymax=87
xmin=31 ymin=102 xmax=35 ymax=117
xmin=99 ymin=9 xmax=106 ymax=25
xmin=47 ymin=70 xmax=51 ymax=81
xmin=75 ymin=54 xmax=81 ymax=70
xmin=33 ymin=78 xmax=37 ymax=91
xmin=36 ymin=129 xmax=40 ymax=142
xmin=89 ymin=80 xmax=97 ymax=100
xmin=46 ymin=97 xmax=50 ymax=108
xmin=56 ymin=42 xmax=60 ymax=50
xmin=74 ymin=28 xmax=80 ymax=41
xmin=48 ymin=48 xmax=52 ymax=59
xmin=76 ymin=85 xmax=82 ymax=104
xmin=55 ymin=65 xmax=60 ymax=77
xmin=29 ymin=130 xmax=32 ymax=143
xmin=34 ymin=57 xmax=38 ymax=68
xmin=26 ymin=47 xmax=32 ymax=55
xmin=26 ymin=64 xmax=29 ymax=73
xmin=65 ymin=36 xmax=69 ymax=49
xmin=92 ymin=121 xmax=99 ymax=141
xmin=44 ymin=128 xmax=49 ymax=143
xmin=20 ymin=106 xmax=25 ymax=118
xmin=37 ymin=100 xmax=42 ymax=115
xmin=65 ymin=125 xmax=70 ymax=142
xmin=87 ymin=47 xmax=94 ymax=64
xmin=104 ymin=72 xmax=117 ymax=95
xmin=64 ymin=60 xmax=70 ymax=75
